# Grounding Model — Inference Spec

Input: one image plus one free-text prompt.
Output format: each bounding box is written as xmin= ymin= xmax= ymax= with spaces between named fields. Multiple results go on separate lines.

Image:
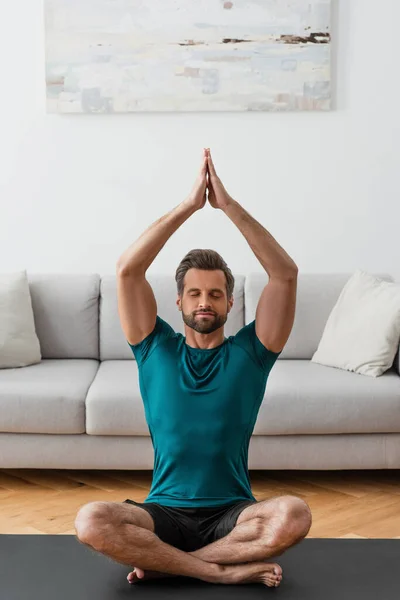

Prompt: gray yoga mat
xmin=0 ymin=535 xmax=398 ymax=599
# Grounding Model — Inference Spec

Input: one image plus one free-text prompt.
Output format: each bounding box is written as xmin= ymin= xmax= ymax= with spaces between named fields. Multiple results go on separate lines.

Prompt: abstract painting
xmin=44 ymin=0 xmax=331 ymax=113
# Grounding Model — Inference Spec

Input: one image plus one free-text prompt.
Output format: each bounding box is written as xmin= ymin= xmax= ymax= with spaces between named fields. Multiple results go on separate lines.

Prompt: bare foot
xmin=127 ymin=562 xmax=283 ymax=588
xmin=220 ymin=561 xmax=283 ymax=587
xmin=127 ymin=567 xmax=176 ymax=584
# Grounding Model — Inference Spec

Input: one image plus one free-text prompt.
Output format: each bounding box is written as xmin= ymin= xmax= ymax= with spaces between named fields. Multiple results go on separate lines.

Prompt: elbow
xmin=116 ymin=261 xmax=125 ymax=275
xmin=280 ymin=265 xmax=298 ymax=280
xmin=268 ymin=267 xmax=298 ymax=282
xmin=285 ymin=259 xmax=299 ymax=278
xmin=116 ymin=261 xmax=145 ymax=277
xmin=116 ymin=261 xmax=132 ymax=276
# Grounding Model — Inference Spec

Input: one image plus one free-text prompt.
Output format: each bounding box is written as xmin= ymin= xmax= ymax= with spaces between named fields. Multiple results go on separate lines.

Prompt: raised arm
xmin=116 ymin=150 xmax=208 ymax=345
xmin=206 ymin=148 xmax=298 ymax=354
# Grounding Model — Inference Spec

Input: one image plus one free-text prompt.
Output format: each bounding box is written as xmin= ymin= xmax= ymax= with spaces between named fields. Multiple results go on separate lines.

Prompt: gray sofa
xmin=1 ymin=272 xmax=400 ymax=470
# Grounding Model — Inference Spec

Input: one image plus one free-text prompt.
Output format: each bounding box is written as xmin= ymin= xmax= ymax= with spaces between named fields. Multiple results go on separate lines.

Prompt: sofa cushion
xmin=0 ymin=271 xmax=41 ymax=368
xmin=0 ymin=359 xmax=99 ymax=434
xmin=85 ymin=360 xmax=146 ymax=434
xmin=311 ymin=270 xmax=400 ymax=377
xmin=85 ymin=358 xmax=400 ymax=436
xmin=28 ymin=274 xmax=100 ymax=359
xmin=245 ymin=272 xmax=394 ymax=359
xmin=254 ymin=360 xmax=400 ymax=435
xmin=99 ymin=274 xmax=246 ymax=361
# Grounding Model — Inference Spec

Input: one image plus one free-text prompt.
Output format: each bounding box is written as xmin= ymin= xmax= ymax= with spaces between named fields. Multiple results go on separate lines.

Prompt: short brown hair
xmin=175 ymin=249 xmax=235 ymax=299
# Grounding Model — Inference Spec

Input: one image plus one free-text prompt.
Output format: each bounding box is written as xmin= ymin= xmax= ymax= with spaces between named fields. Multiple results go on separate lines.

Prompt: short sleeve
xmin=232 ymin=320 xmax=282 ymax=372
xmin=127 ymin=315 xmax=176 ymax=367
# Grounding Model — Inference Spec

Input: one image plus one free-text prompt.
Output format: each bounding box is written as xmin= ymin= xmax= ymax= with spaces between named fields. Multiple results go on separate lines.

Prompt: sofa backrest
xmin=28 ymin=274 xmax=100 ymax=359
xmin=99 ymin=274 xmax=246 ymax=361
xmin=27 ymin=271 xmax=396 ymax=363
xmin=245 ymin=272 xmax=394 ymax=359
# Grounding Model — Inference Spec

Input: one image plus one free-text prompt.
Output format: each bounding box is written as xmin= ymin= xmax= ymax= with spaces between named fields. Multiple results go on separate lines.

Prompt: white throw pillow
xmin=0 ymin=271 xmax=41 ymax=368
xmin=311 ymin=269 xmax=400 ymax=377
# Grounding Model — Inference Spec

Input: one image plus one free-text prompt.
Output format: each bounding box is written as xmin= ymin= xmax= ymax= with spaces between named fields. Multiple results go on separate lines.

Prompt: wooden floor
xmin=1 ymin=468 xmax=399 ymax=538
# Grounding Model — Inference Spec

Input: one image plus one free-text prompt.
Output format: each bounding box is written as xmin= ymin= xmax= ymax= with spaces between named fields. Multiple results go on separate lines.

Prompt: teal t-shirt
xmin=127 ymin=316 xmax=281 ymax=508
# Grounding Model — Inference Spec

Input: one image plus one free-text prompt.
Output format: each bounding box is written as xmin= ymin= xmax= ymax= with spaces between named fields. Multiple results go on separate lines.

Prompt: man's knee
xmin=74 ymin=501 xmax=111 ymax=546
xmin=261 ymin=498 xmax=311 ymax=551
xmin=290 ymin=498 xmax=312 ymax=539
xmin=274 ymin=498 xmax=312 ymax=546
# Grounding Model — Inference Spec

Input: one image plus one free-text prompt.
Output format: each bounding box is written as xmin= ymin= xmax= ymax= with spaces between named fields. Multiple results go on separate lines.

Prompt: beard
xmin=182 ymin=309 xmax=228 ymax=334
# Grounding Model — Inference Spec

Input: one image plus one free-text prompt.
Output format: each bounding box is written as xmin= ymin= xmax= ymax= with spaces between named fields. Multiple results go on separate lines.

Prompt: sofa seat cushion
xmin=86 ymin=361 xmax=147 ymax=435
xmin=86 ymin=359 xmax=400 ymax=437
xmin=255 ymin=360 xmax=400 ymax=435
xmin=0 ymin=359 xmax=99 ymax=434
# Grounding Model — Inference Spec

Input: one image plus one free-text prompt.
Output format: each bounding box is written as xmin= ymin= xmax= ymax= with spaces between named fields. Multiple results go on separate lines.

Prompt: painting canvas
xmin=44 ymin=0 xmax=331 ymax=113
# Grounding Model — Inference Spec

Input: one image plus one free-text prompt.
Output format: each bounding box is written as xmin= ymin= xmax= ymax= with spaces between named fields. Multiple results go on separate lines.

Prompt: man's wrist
xmin=221 ymin=197 xmax=236 ymax=213
xmin=180 ymin=198 xmax=200 ymax=215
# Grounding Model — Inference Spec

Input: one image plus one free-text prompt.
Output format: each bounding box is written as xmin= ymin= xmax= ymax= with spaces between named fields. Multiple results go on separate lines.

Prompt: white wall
xmin=1 ymin=1 xmax=399 ymax=282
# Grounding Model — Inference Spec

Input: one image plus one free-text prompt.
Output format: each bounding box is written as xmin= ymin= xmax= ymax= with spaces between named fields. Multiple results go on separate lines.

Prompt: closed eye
xmin=190 ymin=293 xmax=220 ymax=298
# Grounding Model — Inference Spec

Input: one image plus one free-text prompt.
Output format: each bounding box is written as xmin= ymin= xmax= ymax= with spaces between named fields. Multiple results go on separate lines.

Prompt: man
xmin=74 ymin=149 xmax=312 ymax=588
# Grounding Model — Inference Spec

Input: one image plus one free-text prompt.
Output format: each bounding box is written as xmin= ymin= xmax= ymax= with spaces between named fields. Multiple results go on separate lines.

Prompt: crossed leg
xmin=190 ymin=495 xmax=312 ymax=564
xmin=132 ymin=494 xmax=312 ymax=585
xmin=75 ymin=494 xmax=312 ymax=586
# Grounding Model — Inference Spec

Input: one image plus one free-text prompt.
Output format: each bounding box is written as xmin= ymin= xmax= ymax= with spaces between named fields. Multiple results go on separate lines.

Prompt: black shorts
xmin=122 ymin=498 xmax=257 ymax=552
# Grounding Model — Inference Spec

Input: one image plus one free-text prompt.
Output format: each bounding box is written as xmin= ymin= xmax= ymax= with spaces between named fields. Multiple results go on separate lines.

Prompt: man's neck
xmin=184 ymin=328 xmax=226 ymax=350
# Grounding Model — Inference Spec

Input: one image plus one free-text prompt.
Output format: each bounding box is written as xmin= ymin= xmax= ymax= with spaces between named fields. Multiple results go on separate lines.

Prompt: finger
xmin=200 ymin=150 xmax=207 ymax=176
xmin=207 ymin=149 xmax=217 ymax=177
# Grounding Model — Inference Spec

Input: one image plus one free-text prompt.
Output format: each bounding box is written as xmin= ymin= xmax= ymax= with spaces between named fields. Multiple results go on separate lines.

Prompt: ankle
xmin=208 ymin=563 xmax=227 ymax=583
